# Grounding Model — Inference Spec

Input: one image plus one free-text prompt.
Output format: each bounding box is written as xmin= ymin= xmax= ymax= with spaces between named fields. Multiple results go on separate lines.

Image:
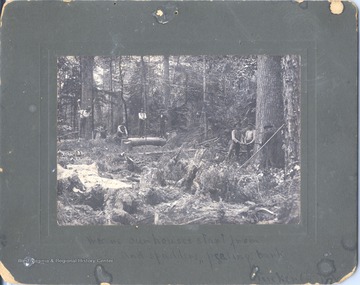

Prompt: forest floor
xmin=57 ymin=130 xmax=300 ymax=226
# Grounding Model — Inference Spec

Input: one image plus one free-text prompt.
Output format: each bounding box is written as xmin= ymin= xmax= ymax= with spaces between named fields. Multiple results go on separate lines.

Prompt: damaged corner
xmin=338 ymin=266 xmax=357 ymax=283
xmin=0 ymin=261 xmax=22 ymax=284
xmin=348 ymin=0 xmax=359 ymax=31
xmin=0 ymin=0 xmax=15 ymax=22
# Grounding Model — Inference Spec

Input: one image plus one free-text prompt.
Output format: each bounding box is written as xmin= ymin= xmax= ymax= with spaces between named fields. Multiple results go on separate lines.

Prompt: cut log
xmin=122 ymin=137 xmax=166 ymax=147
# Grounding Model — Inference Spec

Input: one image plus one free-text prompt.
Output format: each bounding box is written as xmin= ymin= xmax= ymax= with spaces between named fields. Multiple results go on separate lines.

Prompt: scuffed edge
xmin=0 ymin=0 xmax=73 ymax=27
xmin=0 ymin=0 xmax=15 ymax=21
xmin=338 ymin=266 xmax=357 ymax=283
xmin=348 ymin=0 xmax=360 ymax=10
xmin=0 ymin=0 xmax=356 ymax=283
xmin=302 ymin=266 xmax=357 ymax=284
xmin=347 ymin=0 xmax=359 ymax=31
xmin=0 ymin=261 xmax=22 ymax=284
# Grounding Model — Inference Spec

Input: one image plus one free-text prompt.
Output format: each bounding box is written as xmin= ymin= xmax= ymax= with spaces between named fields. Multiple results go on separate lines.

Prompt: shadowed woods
xmin=57 ymin=55 xmax=301 ymax=225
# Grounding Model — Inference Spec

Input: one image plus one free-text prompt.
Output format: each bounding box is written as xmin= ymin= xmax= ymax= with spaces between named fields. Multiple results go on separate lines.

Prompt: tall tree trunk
xmin=140 ymin=56 xmax=147 ymax=134
xmin=140 ymin=56 xmax=147 ymax=111
xmin=80 ymin=56 xmax=94 ymax=140
xmin=202 ymin=55 xmax=208 ymax=140
xmin=172 ymin=56 xmax=180 ymax=84
xmin=110 ymin=57 xmax=114 ymax=133
xmin=57 ymin=75 xmax=64 ymax=127
xmin=64 ymin=104 xmax=68 ymax=124
xmin=184 ymin=72 xmax=190 ymax=127
xmin=71 ymin=97 xmax=77 ymax=130
xmin=222 ymin=75 xmax=226 ymax=97
xmin=163 ymin=55 xmax=170 ymax=108
xmin=255 ymin=55 xmax=284 ymax=168
xmin=282 ymin=55 xmax=301 ymax=177
xmin=203 ymin=56 xmax=208 ymax=140
xmin=184 ymin=73 xmax=189 ymax=104
xmin=94 ymin=90 xmax=103 ymax=128
xmin=112 ymin=59 xmax=121 ymax=131
xmin=119 ymin=56 xmax=128 ymax=129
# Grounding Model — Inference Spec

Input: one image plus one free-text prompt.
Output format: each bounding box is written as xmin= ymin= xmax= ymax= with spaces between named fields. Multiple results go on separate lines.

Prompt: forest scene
xmin=57 ymin=55 xmax=301 ymax=226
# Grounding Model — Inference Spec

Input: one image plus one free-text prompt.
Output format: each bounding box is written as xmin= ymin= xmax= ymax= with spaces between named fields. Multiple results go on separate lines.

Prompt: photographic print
xmin=57 ymin=55 xmax=301 ymax=226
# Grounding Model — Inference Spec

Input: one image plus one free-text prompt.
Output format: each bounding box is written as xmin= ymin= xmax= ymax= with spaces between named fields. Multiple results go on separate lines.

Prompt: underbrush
xmin=57 ymin=136 xmax=301 ymax=226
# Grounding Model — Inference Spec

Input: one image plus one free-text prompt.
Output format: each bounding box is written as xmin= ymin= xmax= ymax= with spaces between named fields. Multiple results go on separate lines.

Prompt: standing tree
xmin=202 ymin=55 xmax=208 ymax=140
xmin=80 ymin=56 xmax=94 ymax=140
xmin=255 ymin=55 xmax=284 ymax=168
xmin=282 ymin=55 xmax=301 ymax=176
xmin=140 ymin=56 xmax=147 ymax=110
xmin=118 ymin=56 xmax=128 ymax=129
xmin=57 ymin=56 xmax=82 ymax=134
xmin=163 ymin=55 xmax=170 ymax=109
xmin=109 ymin=57 xmax=114 ymax=133
xmin=140 ymin=56 xmax=147 ymax=136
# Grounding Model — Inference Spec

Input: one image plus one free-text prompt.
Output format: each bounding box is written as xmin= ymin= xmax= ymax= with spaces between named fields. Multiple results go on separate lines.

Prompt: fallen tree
xmin=122 ymin=137 xmax=166 ymax=149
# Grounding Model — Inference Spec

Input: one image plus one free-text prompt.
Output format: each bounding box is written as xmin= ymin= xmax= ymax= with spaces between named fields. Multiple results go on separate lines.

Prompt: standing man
xmin=227 ymin=123 xmax=242 ymax=161
xmin=138 ymin=108 xmax=147 ymax=137
xmin=159 ymin=112 xmax=167 ymax=138
xmin=243 ymin=123 xmax=256 ymax=159
xmin=77 ymin=99 xmax=91 ymax=139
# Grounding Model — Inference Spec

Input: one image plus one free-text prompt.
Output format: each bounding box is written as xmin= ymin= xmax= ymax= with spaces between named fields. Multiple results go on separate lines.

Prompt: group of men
xmin=77 ymin=100 xmax=275 ymax=167
xmin=227 ymin=123 xmax=256 ymax=161
xmin=227 ymin=122 xmax=279 ymax=168
xmin=107 ymin=108 xmax=167 ymax=141
xmin=77 ymin=99 xmax=167 ymax=140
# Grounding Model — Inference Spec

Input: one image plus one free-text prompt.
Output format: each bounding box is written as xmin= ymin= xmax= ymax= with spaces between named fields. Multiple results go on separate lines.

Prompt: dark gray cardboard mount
xmin=0 ymin=0 xmax=357 ymax=284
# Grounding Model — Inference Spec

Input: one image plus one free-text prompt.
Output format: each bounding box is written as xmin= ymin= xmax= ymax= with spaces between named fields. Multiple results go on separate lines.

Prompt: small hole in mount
xmin=114 ymin=2 xmax=116 ymax=5
xmin=155 ymin=9 xmax=164 ymax=17
xmin=174 ymin=10 xmax=179 ymax=15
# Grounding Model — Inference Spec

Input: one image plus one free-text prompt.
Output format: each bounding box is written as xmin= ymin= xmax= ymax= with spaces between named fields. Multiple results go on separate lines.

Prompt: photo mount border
xmin=0 ymin=1 xmax=357 ymax=284
xmin=41 ymin=42 xmax=313 ymax=243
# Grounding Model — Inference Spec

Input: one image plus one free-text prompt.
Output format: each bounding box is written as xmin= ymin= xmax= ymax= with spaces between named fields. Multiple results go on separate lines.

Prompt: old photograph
xmin=57 ymin=55 xmax=301 ymax=226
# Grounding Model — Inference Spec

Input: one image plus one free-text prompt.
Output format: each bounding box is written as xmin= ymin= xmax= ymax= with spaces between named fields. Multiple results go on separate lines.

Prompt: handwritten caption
xmin=85 ymin=233 xmax=285 ymax=270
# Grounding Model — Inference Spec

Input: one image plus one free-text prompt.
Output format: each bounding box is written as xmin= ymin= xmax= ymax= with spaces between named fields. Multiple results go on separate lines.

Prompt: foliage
xmin=57 ymin=54 xmax=301 ymax=226
xmin=58 ymin=55 xmax=257 ymax=138
xmin=57 ymin=56 xmax=81 ymax=130
xmin=57 ymin=138 xmax=300 ymax=225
